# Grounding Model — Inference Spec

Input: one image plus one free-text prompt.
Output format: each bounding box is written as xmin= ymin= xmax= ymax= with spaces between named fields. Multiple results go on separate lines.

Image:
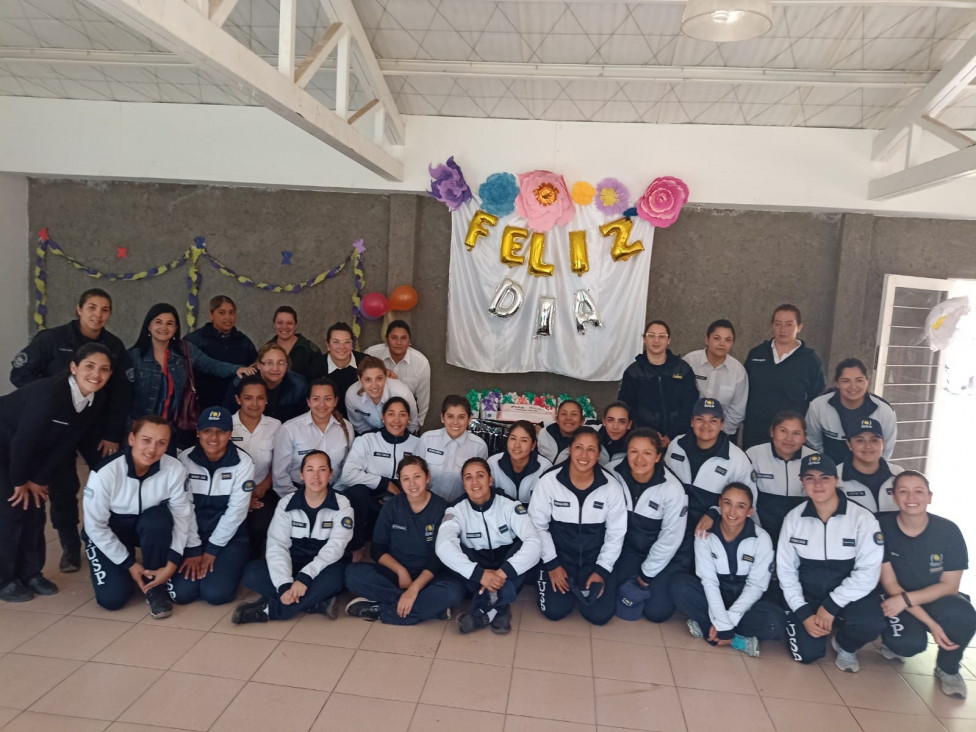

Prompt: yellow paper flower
xmin=571 ymin=181 xmax=595 ymax=205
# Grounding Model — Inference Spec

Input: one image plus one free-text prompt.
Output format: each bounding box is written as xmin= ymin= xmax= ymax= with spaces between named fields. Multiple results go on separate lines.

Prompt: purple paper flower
xmin=428 ymin=156 xmax=472 ymax=211
xmin=594 ymin=177 xmax=630 ymax=217
xmin=478 ymin=172 xmax=519 ymax=217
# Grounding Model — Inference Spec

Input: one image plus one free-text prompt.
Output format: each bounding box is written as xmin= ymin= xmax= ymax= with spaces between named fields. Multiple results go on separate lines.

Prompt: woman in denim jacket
xmin=128 ymin=303 xmax=255 ymax=449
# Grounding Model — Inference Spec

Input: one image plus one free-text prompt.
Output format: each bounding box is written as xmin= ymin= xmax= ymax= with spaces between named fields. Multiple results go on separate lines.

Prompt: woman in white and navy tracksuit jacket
xmin=608 ymin=428 xmax=688 ymax=623
xmin=238 ymin=450 xmax=353 ymax=621
xmin=671 ymin=483 xmax=786 ymax=647
xmin=778 ymin=453 xmax=885 ymax=664
xmin=345 ymin=455 xmax=464 ymax=625
xmin=805 ymin=358 xmax=897 ymax=465
xmin=745 ymin=410 xmax=814 ymax=547
xmin=837 ymin=418 xmax=903 ymax=518
xmin=598 ymin=400 xmax=633 ymax=466
xmin=83 ymin=415 xmax=195 ymax=612
xmin=488 ymin=420 xmax=553 ymax=504
xmin=336 ymin=396 xmax=419 ymax=551
xmin=436 ymin=457 xmax=541 ymax=633
xmin=530 ymin=427 xmax=627 ymax=626
xmin=171 ymin=411 xmax=255 ymax=606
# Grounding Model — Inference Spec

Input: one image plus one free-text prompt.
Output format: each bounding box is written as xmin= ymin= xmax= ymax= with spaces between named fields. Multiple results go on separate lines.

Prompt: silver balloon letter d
xmin=488 ymin=278 xmax=525 ymax=318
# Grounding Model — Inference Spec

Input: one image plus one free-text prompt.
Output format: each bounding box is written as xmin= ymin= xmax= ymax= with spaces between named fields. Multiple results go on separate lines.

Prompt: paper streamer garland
xmin=33 ymin=230 xmax=368 ymax=345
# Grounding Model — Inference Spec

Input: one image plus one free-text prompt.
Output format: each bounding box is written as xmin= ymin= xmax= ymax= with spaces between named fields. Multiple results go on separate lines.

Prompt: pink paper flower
xmin=636 ymin=176 xmax=689 ymax=228
xmin=594 ymin=177 xmax=630 ymax=217
xmin=515 ymin=170 xmax=575 ymax=232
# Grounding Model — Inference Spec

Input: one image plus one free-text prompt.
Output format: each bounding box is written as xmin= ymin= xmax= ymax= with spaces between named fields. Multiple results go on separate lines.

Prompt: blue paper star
xmin=281 ymin=250 xmax=293 ymax=265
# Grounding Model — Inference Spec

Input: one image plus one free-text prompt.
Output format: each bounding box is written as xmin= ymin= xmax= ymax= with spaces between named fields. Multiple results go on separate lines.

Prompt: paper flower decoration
xmin=515 ymin=170 xmax=575 ymax=232
xmin=571 ymin=181 xmax=595 ymax=205
xmin=594 ymin=177 xmax=630 ymax=217
xmin=637 ymin=176 xmax=690 ymax=228
xmin=428 ymin=156 xmax=472 ymax=211
xmin=478 ymin=172 xmax=519 ymax=217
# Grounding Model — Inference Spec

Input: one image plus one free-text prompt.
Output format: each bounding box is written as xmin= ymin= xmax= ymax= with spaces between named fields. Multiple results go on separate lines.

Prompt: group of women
xmin=1 ymin=292 xmax=972 ymax=700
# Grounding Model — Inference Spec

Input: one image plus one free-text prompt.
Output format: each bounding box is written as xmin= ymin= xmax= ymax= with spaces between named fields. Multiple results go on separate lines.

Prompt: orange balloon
xmin=389 ymin=285 xmax=418 ymax=311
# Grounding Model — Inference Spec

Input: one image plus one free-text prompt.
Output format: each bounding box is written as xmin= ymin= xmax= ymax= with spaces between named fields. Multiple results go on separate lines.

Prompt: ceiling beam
xmin=489 ymin=0 xmax=976 ymax=6
xmin=868 ymin=144 xmax=976 ymax=199
xmin=83 ymin=0 xmax=402 ymax=181
xmin=918 ymin=115 xmax=976 ymax=149
xmin=295 ymin=23 xmax=345 ymax=89
xmin=872 ymin=35 xmax=976 ymax=160
xmin=208 ymin=0 xmax=240 ymax=27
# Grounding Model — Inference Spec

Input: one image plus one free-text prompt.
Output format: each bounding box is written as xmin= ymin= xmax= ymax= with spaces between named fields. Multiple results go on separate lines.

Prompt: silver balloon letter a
xmin=488 ymin=278 xmax=524 ymax=318
xmin=574 ymin=289 xmax=603 ymax=334
xmin=536 ymin=296 xmax=556 ymax=338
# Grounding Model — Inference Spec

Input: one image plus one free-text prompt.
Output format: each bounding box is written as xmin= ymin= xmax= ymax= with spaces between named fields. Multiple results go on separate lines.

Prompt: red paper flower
xmin=637 ymin=176 xmax=690 ymax=228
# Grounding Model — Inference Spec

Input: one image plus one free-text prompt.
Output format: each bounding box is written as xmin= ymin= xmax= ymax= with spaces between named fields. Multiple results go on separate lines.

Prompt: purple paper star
xmin=353 ymin=239 xmax=366 ymax=254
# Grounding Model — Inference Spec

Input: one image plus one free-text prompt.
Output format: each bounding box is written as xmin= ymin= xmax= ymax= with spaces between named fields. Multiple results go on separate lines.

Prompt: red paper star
xmin=116 ymin=247 xmax=128 ymax=258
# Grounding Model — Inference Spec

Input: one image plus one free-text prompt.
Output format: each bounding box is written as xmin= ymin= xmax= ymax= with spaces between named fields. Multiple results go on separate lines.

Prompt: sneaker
xmin=232 ymin=599 xmax=269 ymax=624
xmin=311 ymin=596 xmax=337 ymax=620
xmin=879 ymin=643 xmax=905 ymax=662
xmin=936 ymin=667 xmax=968 ymax=698
xmin=345 ymin=597 xmax=380 ymax=621
xmin=25 ymin=574 xmax=58 ymax=596
xmin=831 ymin=635 xmax=859 ymax=673
xmin=490 ymin=605 xmax=512 ymax=635
xmin=145 ymin=586 xmax=173 ymax=619
xmin=731 ymin=634 xmax=760 ymax=658
xmin=457 ymin=611 xmax=491 ymax=634
xmin=0 ymin=580 xmax=33 ymax=603
xmin=687 ymin=619 xmax=703 ymax=639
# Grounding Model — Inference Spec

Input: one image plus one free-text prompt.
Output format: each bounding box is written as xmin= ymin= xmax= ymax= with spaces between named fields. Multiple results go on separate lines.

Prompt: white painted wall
xmin=0 ymin=173 xmax=29 ymax=395
xmin=1 ymin=96 xmax=975 ymax=218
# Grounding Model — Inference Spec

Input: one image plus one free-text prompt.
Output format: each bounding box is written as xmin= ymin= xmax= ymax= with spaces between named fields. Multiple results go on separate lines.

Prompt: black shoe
xmin=0 ymin=580 xmax=33 ymax=603
xmin=458 ymin=611 xmax=491 ymax=634
xmin=58 ymin=531 xmax=82 ymax=573
xmin=232 ymin=599 xmax=269 ymax=625
xmin=490 ymin=605 xmax=512 ymax=635
xmin=25 ymin=574 xmax=58 ymax=596
xmin=345 ymin=597 xmax=380 ymax=621
xmin=310 ymin=596 xmax=338 ymax=620
xmin=145 ymin=586 xmax=173 ymax=619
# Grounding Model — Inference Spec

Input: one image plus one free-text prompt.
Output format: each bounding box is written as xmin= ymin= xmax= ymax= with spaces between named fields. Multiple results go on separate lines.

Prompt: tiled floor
xmin=2 ymin=531 xmax=975 ymax=731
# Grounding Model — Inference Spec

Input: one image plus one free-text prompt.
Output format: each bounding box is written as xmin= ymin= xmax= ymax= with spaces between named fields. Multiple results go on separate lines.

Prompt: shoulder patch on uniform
xmin=750 ymin=470 xmax=757 ymax=483
xmin=341 ymin=516 xmax=354 ymax=529
xmin=12 ymin=351 xmax=27 ymax=368
xmin=514 ymin=503 xmax=527 ymax=515
xmin=242 ymin=480 xmax=255 ymax=493
xmin=874 ymin=531 xmax=884 ymax=546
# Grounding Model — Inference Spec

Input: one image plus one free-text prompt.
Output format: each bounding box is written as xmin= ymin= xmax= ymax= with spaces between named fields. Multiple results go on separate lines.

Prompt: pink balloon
xmin=361 ymin=292 xmax=389 ymax=320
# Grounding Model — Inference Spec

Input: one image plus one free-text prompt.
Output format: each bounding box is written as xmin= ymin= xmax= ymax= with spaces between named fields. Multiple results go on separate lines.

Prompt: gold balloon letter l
xmin=464 ymin=210 xmax=499 ymax=250
xmin=527 ymin=232 xmax=555 ymax=277
xmin=601 ymin=218 xmax=644 ymax=262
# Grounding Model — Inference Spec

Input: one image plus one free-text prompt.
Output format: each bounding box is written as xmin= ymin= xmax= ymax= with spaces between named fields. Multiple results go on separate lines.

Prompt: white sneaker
xmin=935 ymin=667 xmax=968 ymax=698
xmin=687 ymin=619 xmax=703 ymax=639
xmin=878 ymin=643 xmax=905 ymax=662
xmin=831 ymin=635 xmax=859 ymax=673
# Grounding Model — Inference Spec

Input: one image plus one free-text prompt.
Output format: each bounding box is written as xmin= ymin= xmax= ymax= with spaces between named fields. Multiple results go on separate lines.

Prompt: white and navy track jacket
xmin=231 ymin=413 xmax=281 ymax=484
xmin=488 ymin=450 xmax=552 ymax=504
xmin=337 ymin=429 xmax=418 ymax=492
xmin=665 ymin=433 xmax=756 ymax=530
xmin=178 ymin=444 xmax=255 ymax=557
xmin=529 ymin=463 xmax=628 ymax=579
xmin=776 ymin=491 xmax=883 ymax=621
xmin=417 ymin=428 xmax=489 ymax=503
xmin=806 ymin=391 xmax=897 ymax=464
xmin=695 ymin=521 xmax=774 ymax=637
xmin=838 ymin=459 xmax=904 ymax=517
xmin=343 ymin=379 xmax=419 ymax=435
xmin=82 ymin=452 xmax=194 ymax=568
xmin=435 ymin=493 xmax=541 ymax=583
xmin=607 ymin=458 xmax=688 ymax=581
xmin=597 ymin=426 xmax=628 ymax=466
xmin=266 ymin=488 xmax=354 ymax=593
xmin=537 ymin=423 xmax=572 ymax=465
xmin=272 ymin=411 xmax=355 ymax=497
xmin=746 ymin=442 xmax=814 ymax=540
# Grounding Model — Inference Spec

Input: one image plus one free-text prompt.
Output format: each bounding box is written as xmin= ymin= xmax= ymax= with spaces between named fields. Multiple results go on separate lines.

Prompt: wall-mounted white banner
xmin=446 ymin=198 xmax=654 ymax=381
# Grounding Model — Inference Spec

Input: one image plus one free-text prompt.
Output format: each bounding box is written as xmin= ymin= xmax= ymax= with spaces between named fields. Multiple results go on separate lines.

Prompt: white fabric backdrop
xmin=446 ymin=197 xmax=654 ymax=381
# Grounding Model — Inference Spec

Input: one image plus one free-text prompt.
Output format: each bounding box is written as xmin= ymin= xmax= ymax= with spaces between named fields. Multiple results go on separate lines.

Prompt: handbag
xmin=174 ymin=340 xmax=201 ymax=431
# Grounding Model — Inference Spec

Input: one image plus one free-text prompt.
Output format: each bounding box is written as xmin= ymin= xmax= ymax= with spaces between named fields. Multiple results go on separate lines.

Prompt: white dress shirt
xmin=416 ymin=428 xmax=489 ymax=503
xmin=344 ymin=379 xmax=420 ymax=435
xmin=364 ymin=344 xmax=432 ymax=424
xmin=682 ymin=349 xmax=749 ymax=435
xmin=231 ymin=413 xmax=281 ymax=484
xmin=272 ymin=411 xmax=355 ymax=497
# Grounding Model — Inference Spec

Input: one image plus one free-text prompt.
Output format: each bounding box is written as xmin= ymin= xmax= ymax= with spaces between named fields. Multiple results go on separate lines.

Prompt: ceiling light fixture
xmin=681 ymin=0 xmax=773 ymax=43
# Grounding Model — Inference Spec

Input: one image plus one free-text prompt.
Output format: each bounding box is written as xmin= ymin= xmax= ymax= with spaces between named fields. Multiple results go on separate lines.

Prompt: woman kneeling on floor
xmin=233 ymin=449 xmax=352 ymax=623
